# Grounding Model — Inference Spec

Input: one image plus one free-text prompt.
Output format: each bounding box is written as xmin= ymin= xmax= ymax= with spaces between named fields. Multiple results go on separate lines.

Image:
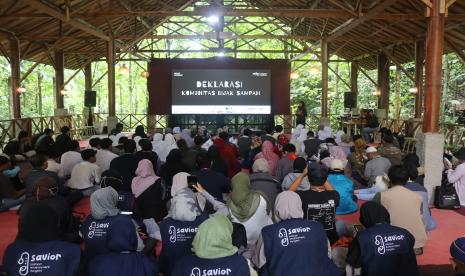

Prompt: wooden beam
xmin=359 ymin=67 xmax=377 ymax=86
xmin=321 ymin=38 xmax=329 ymax=117
xmin=22 ymin=0 xmax=110 ymax=41
xmin=415 ymin=40 xmax=425 ymax=118
xmin=9 ymin=37 xmax=21 ymax=118
xmin=445 ymin=37 xmax=465 ymax=63
xmin=107 ymin=38 xmax=115 ymax=117
xmin=119 ymin=0 xmax=151 ymax=30
xmin=20 ymin=57 xmax=46 ymax=83
xmin=329 ymin=65 xmax=351 ymax=90
xmin=380 ymin=49 xmax=416 ymax=82
xmin=85 ymin=63 xmax=92 ymax=91
xmin=377 ymin=53 xmax=390 ymax=112
xmin=351 ymin=61 xmax=359 ymax=103
xmin=55 ymin=50 xmax=64 ymax=109
xmin=326 ymin=0 xmax=400 ymax=42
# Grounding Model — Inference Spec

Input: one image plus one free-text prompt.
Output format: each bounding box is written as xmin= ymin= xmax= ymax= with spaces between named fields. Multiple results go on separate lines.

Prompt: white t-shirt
xmin=67 ymin=161 xmax=101 ymax=190
xmin=109 ymin=133 xmax=126 ymax=146
xmin=46 ymin=159 xmax=65 ymax=178
xmin=61 ymin=151 xmax=83 ymax=176
xmin=95 ymin=149 xmax=118 ymax=172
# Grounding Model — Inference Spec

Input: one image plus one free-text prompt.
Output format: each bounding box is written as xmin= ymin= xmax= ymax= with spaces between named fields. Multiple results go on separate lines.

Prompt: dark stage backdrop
xmin=147 ymin=57 xmax=291 ymax=115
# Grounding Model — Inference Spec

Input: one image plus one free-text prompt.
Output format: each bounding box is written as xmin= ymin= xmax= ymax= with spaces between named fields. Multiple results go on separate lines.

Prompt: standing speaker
xmin=344 ymin=92 xmax=356 ymax=108
xmin=84 ymin=90 xmax=96 ymax=107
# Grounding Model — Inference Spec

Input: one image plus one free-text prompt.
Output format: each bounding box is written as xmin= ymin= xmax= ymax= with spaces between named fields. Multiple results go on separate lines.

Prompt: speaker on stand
xmin=85 ymin=90 xmax=97 ymax=128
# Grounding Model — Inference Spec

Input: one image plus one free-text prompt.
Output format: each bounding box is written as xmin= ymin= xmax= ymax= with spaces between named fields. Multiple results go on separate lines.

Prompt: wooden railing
xmin=1 ymin=114 xmax=463 ymax=153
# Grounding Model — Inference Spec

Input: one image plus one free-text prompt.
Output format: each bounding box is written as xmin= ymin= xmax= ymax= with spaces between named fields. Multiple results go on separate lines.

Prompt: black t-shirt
xmin=296 ymin=189 xmax=340 ymax=244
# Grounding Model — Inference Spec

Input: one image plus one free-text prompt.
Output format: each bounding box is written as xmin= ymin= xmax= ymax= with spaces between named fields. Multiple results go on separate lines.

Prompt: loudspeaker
xmin=84 ymin=90 xmax=96 ymax=107
xmin=344 ymin=92 xmax=356 ymax=108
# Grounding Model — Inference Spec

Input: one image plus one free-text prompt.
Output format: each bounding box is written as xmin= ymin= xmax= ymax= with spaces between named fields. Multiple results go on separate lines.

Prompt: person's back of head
xmin=68 ymin=140 xmax=80 ymax=152
xmin=308 ymin=163 xmax=328 ymax=187
xmin=274 ymin=125 xmax=283 ymax=133
xmin=283 ymin=143 xmax=296 ymax=154
xmin=194 ymin=135 xmax=204 ymax=146
xmin=451 ymin=237 xmax=465 ymax=275
xmin=176 ymin=139 xmax=189 ymax=152
xmin=18 ymin=130 xmax=29 ymax=140
xmin=307 ymin=131 xmax=315 ymax=138
xmin=388 ymin=165 xmax=408 ymax=186
xmin=402 ymin=153 xmax=420 ymax=168
xmin=218 ymin=131 xmax=229 ymax=141
xmin=293 ymin=157 xmax=307 ymax=173
xmin=196 ymin=152 xmax=211 ymax=169
xmin=383 ymin=134 xmax=394 ymax=144
xmin=265 ymin=126 xmax=273 ymax=135
xmin=89 ymin=137 xmax=101 ymax=149
xmin=30 ymin=154 xmax=47 ymax=169
xmin=123 ymin=139 xmax=136 ymax=154
xmin=359 ymin=201 xmax=390 ymax=228
xmin=44 ymin=128 xmax=54 ymax=136
xmin=20 ymin=204 xmax=61 ymax=242
xmin=60 ymin=126 xmax=70 ymax=135
xmin=243 ymin=128 xmax=252 ymax=137
xmin=47 ymin=149 xmax=60 ymax=160
xmin=116 ymin=123 xmax=124 ymax=132
xmin=118 ymin=136 xmax=128 ymax=146
xmin=100 ymin=138 xmax=113 ymax=150
xmin=81 ymin=149 xmax=97 ymax=162
xmin=208 ymin=145 xmax=221 ymax=160
xmin=139 ymin=138 xmax=153 ymax=151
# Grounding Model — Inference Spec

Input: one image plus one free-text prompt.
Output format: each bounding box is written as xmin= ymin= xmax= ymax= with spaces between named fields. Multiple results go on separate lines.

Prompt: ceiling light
xmin=16 ymin=87 xmax=26 ymax=93
xmin=308 ymin=66 xmax=320 ymax=75
xmin=119 ymin=64 xmax=130 ymax=75
xmin=60 ymin=88 xmax=67 ymax=96
xmin=290 ymin=72 xmax=299 ymax=80
xmin=207 ymin=15 xmax=219 ymax=24
xmin=140 ymin=71 xmax=150 ymax=78
xmin=409 ymin=87 xmax=418 ymax=94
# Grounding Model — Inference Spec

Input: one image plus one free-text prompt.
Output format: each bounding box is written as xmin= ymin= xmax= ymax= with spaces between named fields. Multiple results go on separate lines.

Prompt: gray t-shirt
xmin=364 ymin=156 xmax=391 ymax=186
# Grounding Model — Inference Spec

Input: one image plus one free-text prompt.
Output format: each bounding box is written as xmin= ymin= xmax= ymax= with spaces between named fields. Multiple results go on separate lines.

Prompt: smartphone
xmin=187 ymin=175 xmax=198 ymax=192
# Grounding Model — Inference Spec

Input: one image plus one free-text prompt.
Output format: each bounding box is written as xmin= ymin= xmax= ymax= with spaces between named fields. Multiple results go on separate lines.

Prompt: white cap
xmin=330 ymin=159 xmax=345 ymax=171
xmin=366 ymin=146 xmax=377 ymax=153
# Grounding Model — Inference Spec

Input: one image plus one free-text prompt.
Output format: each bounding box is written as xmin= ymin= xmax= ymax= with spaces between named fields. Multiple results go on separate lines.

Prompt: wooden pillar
xmin=351 ymin=61 xmax=359 ymax=107
xmin=415 ymin=40 xmax=425 ymax=118
xmin=9 ymin=37 xmax=21 ymax=118
xmin=84 ymin=63 xmax=92 ymax=91
xmin=377 ymin=53 xmax=390 ymax=114
xmin=321 ymin=38 xmax=329 ymax=117
xmin=54 ymin=50 xmax=64 ymax=109
xmin=423 ymin=0 xmax=445 ymax=133
xmin=107 ymin=39 xmax=116 ymax=117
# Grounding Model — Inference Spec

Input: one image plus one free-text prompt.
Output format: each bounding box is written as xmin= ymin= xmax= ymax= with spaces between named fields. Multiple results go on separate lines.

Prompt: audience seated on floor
xmin=450 ymin=237 xmax=465 ymax=276
xmin=66 ymin=149 xmax=101 ymax=196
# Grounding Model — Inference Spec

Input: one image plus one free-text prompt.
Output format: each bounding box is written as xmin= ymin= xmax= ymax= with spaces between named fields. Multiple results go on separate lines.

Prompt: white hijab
xmin=158 ymin=133 xmax=177 ymax=162
xmin=152 ymin=133 xmax=164 ymax=154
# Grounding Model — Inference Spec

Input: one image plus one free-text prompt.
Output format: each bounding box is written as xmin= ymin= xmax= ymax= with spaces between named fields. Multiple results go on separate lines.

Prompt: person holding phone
xmin=445 ymin=147 xmax=465 ymax=207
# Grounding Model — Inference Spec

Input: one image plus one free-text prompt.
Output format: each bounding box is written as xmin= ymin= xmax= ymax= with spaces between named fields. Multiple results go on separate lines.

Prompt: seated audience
xmin=288 ymin=164 xmax=341 ymax=245
xmin=177 ymin=139 xmax=198 ymax=172
xmin=253 ymin=191 xmax=339 ymax=276
xmin=99 ymin=169 xmax=132 ymax=212
xmin=346 ymin=201 xmax=419 ymax=276
xmin=172 ymin=215 xmax=257 ymax=276
xmin=378 ymin=134 xmax=403 ymax=166
xmin=46 ymin=149 xmax=65 ymax=179
xmin=132 ymin=159 xmax=167 ymax=222
xmin=405 ymin=164 xmax=437 ymax=231
xmin=112 ymin=136 xmax=128 ymax=156
xmin=3 ymin=130 xmax=33 ymax=156
xmin=158 ymin=133 xmax=178 ymax=162
xmin=250 ymin=158 xmax=280 ymax=210
xmin=34 ymin=128 xmax=55 ymax=154
xmin=238 ymin=128 xmax=253 ymax=161
xmin=255 ymin=140 xmax=280 ymax=176
xmin=180 ymin=129 xmax=194 ymax=148
xmin=364 ymin=147 xmax=391 ymax=186
xmin=304 ymin=130 xmax=321 ymax=159
xmin=25 ymin=154 xmax=60 ymax=197
xmin=132 ymin=125 xmax=148 ymax=150
xmin=159 ymin=179 xmax=209 ymax=276
xmin=361 ymin=110 xmax=379 ymax=143
xmin=403 ymin=153 xmax=424 ymax=185
xmin=208 ymin=145 xmax=228 ymax=177
xmin=109 ymin=123 xmax=125 ymax=146
xmin=261 ymin=126 xmax=276 ymax=146
xmin=159 ymin=149 xmax=188 ymax=190
xmin=317 ymin=125 xmax=333 ymax=141
xmin=227 ymin=172 xmax=272 ymax=259
xmin=275 ymin=133 xmax=289 ymax=158
xmin=81 ymin=187 xmax=141 ymax=260
xmin=2 ymin=204 xmax=81 ymax=276
xmin=445 ymin=147 xmax=465 ymax=207
xmin=88 ymin=137 xmax=101 ymax=150
xmin=348 ymin=138 xmax=367 ymax=186
xmin=338 ymin=134 xmax=353 ymax=157
xmin=282 ymin=157 xmax=311 ymax=191
xmin=109 ymin=139 xmax=142 ymax=191
xmin=61 ymin=140 xmax=82 ymax=177
xmin=276 ymin=143 xmax=297 ymax=182
xmin=355 ymin=175 xmax=389 ymax=201
xmin=152 ymin=133 xmax=164 ymax=157
xmin=450 ymin=237 xmax=465 ymax=276
xmin=327 ymin=159 xmax=357 ymax=215
xmin=0 ymin=156 xmax=25 ymax=211
xmin=215 ymin=133 xmax=240 ymax=177
xmin=192 ymin=135 xmax=206 ymax=153
xmin=95 ymin=138 xmax=118 ymax=172
xmin=272 ymin=125 xmax=283 ymax=140
xmin=88 ymin=216 xmax=158 ymax=276
xmin=136 ymin=139 xmax=159 ymax=172
xmin=373 ymin=165 xmax=427 ymax=255
xmin=67 ymin=149 xmax=101 ymax=196
xmin=192 ymin=152 xmax=231 ymax=201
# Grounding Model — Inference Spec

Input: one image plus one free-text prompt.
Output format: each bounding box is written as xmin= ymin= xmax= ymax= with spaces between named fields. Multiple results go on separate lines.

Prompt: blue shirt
xmin=328 ymin=174 xmax=357 ymax=214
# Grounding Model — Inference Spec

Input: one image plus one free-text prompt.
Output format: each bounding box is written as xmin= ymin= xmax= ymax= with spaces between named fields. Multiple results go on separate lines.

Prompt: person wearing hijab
xmin=88 ymin=216 xmax=158 ymax=276
xmin=318 ymin=125 xmax=333 ymax=141
xmin=3 ymin=204 xmax=81 ymax=276
xmin=348 ymin=137 xmax=368 ymax=186
xmin=173 ymin=127 xmax=181 ymax=141
xmin=152 ymin=133 xmax=164 ymax=154
xmin=159 ymin=149 xmax=189 ymax=190
xmin=99 ymin=169 xmax=132 ymax=213
xmin=255 ymin=141 xmax=280 ymax=176
xmin=158 ymin=174 xmax=210 ymax=276
xmin=346 ymin=201 xmax=419 ymax=276
xmin=132 ymin=125 xmax=147 ymax=151
xmin=208 ymin=145 xmax=228 ymax=176
xmin=281 ymin=157 xmax=311 ymax=191
xmin=250 ymin=158 xmax=281 ymax=210
xmin=180 ymin=129 xmax=194 ymax=148
xmin=132 ymin=159 xmax=167 ymax=222
xmin=253 ymin=191 xmax=339 ymax=276
xmin=81 ymin=187 xmax=140 ymax=260
xmin=172 ymin=215 xmax=257 ymax=276
xmin=227 ymin=172 xmax=272 ymax=259
xmin=158 ymin=133 xmax=178 ymax=163
xmin=177 ymin=139 xmax=198 ymax=172
xmin=327 ymin=159 xmax=357 ymax=215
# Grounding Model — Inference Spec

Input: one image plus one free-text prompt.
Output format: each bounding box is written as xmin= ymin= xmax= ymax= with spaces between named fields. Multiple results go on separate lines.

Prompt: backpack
xmin=434 ymin=171 xmax=461 ymax=209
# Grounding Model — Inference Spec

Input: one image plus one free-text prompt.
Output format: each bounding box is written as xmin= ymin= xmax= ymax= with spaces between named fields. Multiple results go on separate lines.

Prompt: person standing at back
xmin=238 ymin=128 xmax=253 ymax=160
xmin=295 ymin=101 xmax=307 ymax=127
xmin=109 ymin=139 xmax=142 ymax=191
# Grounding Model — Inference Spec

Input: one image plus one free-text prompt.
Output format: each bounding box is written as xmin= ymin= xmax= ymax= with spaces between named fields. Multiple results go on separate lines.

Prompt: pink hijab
xmin=131 ymin=159 xmax=159 ymax=198
xmin=255 ymin=140 xmax=280 ymax=176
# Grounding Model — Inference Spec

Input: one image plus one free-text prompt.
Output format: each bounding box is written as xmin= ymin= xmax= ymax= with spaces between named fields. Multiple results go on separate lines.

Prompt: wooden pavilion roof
xmin=0 ymin=0 xmax=464 ymax=70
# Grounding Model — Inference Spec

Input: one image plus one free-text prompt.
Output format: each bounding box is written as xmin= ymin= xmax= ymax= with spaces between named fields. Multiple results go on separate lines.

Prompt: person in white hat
xmin=327 ymin=159 xmax=357 ymax=214
xmin=364 ymin=147 xmax=391 ymax=186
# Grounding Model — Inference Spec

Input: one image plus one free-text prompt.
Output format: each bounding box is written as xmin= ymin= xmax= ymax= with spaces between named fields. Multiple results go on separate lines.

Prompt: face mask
xmin=3 ymin=166 xmax=20 ymax=178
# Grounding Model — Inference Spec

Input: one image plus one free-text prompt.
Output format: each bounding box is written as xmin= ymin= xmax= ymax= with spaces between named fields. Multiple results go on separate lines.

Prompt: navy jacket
xmin=172 ymin=255 xmax=250 ymax=276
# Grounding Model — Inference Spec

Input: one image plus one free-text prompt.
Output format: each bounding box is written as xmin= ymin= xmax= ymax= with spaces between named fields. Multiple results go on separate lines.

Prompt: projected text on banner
xmin=171 ymin=69 xmax=271 ymax=114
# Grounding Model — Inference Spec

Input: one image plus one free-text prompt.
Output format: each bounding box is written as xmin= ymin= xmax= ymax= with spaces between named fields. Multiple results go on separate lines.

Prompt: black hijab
xmin=18 ymin=204 xmax=61 ymax=242
xmin=100 ymin=169 xmax=124 ymax=191
xmin=359 ymin=201 xmax=390 ymax=228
